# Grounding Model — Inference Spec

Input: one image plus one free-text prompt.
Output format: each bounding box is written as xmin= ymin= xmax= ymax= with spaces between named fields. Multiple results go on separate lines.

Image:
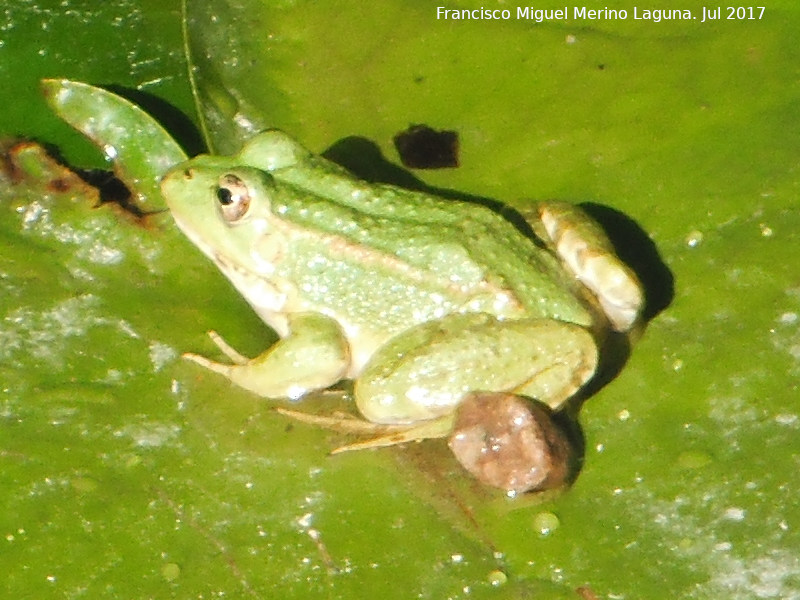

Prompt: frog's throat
xmin=212 ymin=250 xmax=294 ymax=337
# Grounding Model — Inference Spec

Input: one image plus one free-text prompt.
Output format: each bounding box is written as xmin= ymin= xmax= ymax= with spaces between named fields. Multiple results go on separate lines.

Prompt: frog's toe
xmin=275 ymin=408 xmax=454 ymax=452
xmin=183 ymin=351 xmax=234 ymax=376
xmin=206 ymin=330 xmax=250 ymax=364
xmin=275 ymin=407 xmax=387 ymax=433
xmin=330 ymin=416 xmax=454 ymax=453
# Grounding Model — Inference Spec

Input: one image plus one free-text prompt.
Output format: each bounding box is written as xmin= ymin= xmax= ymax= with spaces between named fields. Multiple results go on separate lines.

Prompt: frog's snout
xmin=160 ymin=167 xmax=193 ymax=195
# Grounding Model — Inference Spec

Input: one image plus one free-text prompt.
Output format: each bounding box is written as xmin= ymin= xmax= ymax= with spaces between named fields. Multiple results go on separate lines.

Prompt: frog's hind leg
xmin=534 ymin=201 xmax=644 ymax=332
xmin=355 ymin=313 xmax=598 ymax=427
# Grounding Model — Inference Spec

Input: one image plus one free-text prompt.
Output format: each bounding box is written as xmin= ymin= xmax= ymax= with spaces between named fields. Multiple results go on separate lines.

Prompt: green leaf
xmin=0 ymin=0 xmax=192 ymax=167
xmin=4 ymin=0 xmax=800 ymax=598
xmin=42 ymin=79 xmax=187 ymax=210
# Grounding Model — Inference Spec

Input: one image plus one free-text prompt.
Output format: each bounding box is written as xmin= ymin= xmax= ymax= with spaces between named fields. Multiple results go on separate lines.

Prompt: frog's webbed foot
xmin=274 ymin=408 xmax=454 ymax=453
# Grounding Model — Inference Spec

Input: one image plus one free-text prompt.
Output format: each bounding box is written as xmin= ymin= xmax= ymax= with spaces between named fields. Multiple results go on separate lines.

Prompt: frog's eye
xmin=216 ymin=174 xmax=251 ymax=222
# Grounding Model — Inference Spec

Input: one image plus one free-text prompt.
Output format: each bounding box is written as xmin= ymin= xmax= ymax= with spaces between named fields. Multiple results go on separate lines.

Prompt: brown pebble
xmin=448 ymin=392 xmax=574 ymax=494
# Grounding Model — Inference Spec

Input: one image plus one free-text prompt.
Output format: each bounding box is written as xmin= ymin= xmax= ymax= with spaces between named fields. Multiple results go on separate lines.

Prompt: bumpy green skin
xmin=161 ymin=130 xmax=639 ymax=430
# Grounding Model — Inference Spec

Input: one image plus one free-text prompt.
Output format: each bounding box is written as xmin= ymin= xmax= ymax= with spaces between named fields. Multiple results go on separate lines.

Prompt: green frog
xmin=160 ymin=130 xmax=643 ymax=449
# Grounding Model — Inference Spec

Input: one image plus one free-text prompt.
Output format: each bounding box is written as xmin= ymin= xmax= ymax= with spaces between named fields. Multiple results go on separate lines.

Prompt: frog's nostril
xmin=183 ymin=168 xmax=194 ymax=179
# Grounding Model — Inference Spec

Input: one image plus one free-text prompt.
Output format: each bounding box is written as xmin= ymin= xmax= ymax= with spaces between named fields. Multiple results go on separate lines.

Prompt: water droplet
xmin=488 ymin=569 xmax=508 ymax=586
xmin=533 ymin=511 xmax=560 ymax=536
xmin=686 ymin=230 xmax=703 ymax=247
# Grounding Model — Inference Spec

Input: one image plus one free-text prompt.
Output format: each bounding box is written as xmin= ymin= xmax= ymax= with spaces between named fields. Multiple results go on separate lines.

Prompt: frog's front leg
xmin=355 ymin=312 xmax=598 ymax=427
xmin=184 ymin=312 xmax=350 ymax=399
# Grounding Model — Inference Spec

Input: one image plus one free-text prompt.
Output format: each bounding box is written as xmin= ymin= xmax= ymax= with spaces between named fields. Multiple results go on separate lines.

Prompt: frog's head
xmin=159 ymin=130 xmax=313 ymax=260
xmin=160 ymin=156 xmax=280 ymax=274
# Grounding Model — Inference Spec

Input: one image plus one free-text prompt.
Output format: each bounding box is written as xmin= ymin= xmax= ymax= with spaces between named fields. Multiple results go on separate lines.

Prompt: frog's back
xmin=267 ymin=152 xmax=593 ymax=329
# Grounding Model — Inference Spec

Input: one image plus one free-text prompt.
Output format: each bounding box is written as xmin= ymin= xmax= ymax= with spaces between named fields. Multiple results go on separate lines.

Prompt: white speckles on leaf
xmin=148 ymin=341 xmax=178 ymax=372
xmin=113 ymin=421 xmax=181 ymax=448
xmin=0 ymin=295 xmax=143 ymax=369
